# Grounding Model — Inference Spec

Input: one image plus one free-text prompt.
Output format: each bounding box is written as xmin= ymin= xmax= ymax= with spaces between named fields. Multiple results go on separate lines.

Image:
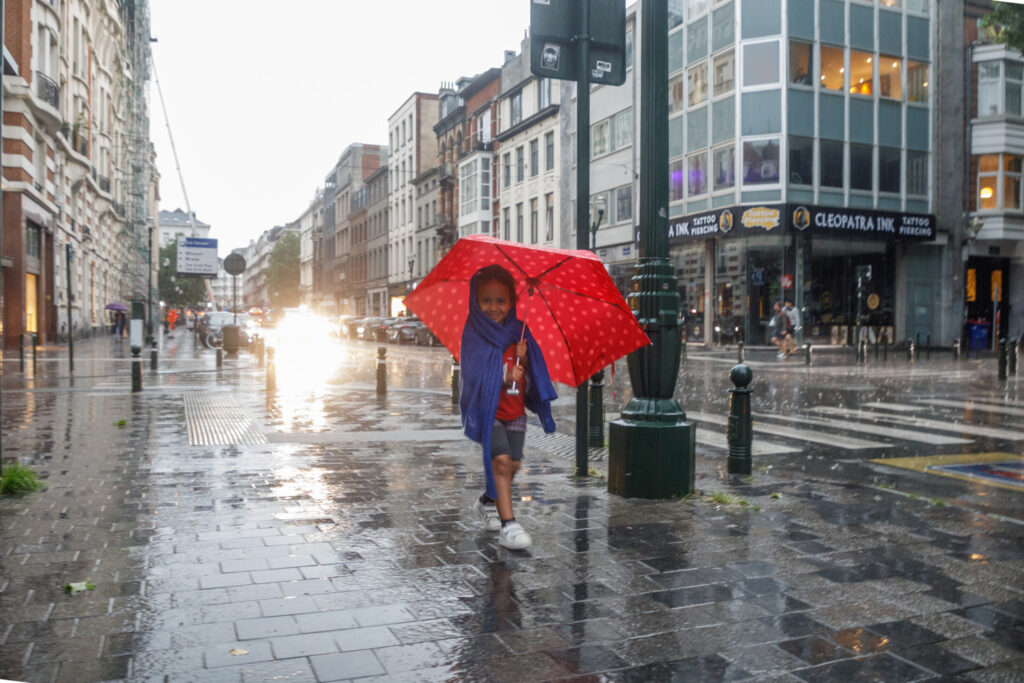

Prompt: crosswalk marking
xmin=811 ymin=406 xmax=1024 ymax=441
xmin=687 ymin=411 xmax=888 ymax=450
xmin=695 ymin=429 xmax=800 ymax=455
xmin=751 ymin=412 xmax=972 ymax=446
xmin=860 ymin=402 xmax=925 ymax=413
xmin=915 ymin=399 xmax=1024 ymax=418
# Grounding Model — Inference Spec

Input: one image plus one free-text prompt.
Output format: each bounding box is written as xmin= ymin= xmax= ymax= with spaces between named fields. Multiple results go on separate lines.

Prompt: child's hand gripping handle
xmin=506 ymin=340 xmax=528 ymax=396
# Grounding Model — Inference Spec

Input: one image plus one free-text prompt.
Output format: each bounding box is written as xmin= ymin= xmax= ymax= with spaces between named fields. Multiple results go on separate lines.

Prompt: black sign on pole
xmin=223 ymin=254 xmax=246 ymax=325
xmin=529 ymin=0 xmax=627 ymax=87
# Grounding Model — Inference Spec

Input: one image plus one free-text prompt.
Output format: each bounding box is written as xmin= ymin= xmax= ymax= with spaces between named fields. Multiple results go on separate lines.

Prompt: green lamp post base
xmin=608 ymin=412 xmax=695 ymax=499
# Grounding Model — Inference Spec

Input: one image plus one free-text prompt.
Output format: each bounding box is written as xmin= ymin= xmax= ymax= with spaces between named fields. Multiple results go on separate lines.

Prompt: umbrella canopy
xmin=405 ymin=235 xmax=650 ymax=388
xmin=104 ymin=302 xmax=128 ymax=312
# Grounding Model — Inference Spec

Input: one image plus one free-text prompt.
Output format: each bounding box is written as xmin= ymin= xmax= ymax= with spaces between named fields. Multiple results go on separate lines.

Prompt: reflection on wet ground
xmin=1 ymin=332 xmax=1022 ymax=681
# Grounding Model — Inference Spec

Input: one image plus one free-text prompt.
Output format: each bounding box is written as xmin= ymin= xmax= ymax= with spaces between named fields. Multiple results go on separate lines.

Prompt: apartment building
xmin=2 ymin=0 xmax=156 ymax=347
xmin=387 ymin=92 xmax=438 ymax=313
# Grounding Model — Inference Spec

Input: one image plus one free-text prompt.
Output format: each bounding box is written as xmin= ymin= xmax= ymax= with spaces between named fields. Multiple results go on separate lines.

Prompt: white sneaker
xmin=499 ymin=521 xmax=532 ymax=550
xmin=777 ymin=352 xmax=785 ymax=359
xmin=473 ymin=499 xmax=501 ymax=531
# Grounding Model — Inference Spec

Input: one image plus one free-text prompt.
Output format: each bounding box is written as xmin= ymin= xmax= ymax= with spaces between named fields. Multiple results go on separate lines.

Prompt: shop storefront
xmin=669 ymin=204 xmax=936 ymax=346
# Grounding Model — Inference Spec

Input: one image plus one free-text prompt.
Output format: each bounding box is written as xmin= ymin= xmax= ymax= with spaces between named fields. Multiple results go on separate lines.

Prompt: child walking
xmin=459 ymin=265 xmax=557 ymax=550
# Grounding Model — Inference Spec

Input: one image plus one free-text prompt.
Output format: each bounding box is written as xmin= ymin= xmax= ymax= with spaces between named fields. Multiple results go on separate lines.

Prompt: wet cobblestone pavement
xmin=1 ymin=332 xmax=1022 ymax=682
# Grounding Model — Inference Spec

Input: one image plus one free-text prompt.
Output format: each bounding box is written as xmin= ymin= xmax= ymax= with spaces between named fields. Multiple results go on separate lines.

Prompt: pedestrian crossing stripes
xmin=750 ymin=411 xmax=972 ymax=446
xmin=915 ymin=399 xmax=1024 ymax=418
xmin=810 ymin=406 xmax=1024 ymax=441
xmin=184 ymin=392 xmax=267 ymax=446
xmin=687 ymin=410 xmax=888 ymax=450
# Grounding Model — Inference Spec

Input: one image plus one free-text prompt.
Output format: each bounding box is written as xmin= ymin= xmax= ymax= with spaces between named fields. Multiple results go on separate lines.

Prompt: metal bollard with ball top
xmin=451 ymin=356 xmax=460 ymax=405
xmin=726 ymin=363 xmax=753 ymax=475
xmin=376 ymin=346 xmax=387 ymax=396
xmin=998 ymin=337 xmax=1008 ymax=381
xmin=1009 ymin=338 xmax=1018 ymax=376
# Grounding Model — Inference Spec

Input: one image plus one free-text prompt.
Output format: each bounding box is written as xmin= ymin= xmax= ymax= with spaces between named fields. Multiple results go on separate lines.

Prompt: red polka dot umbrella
xmin=404 ymin=235 xmax=651 ymax=388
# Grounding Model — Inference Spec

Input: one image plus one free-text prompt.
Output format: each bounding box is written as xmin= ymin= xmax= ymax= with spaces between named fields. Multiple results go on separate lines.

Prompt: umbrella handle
xmin=507 ymin=297 xmax=530 ymax=396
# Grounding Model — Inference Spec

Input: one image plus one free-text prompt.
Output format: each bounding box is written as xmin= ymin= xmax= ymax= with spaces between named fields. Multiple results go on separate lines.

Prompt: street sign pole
xmin=66 ymin=243 xmax=74 ymax=373
xmin=608 ymin=0 xmax=695 ymax=499
xmin=575 ymin=0 xmax=591 ymax=478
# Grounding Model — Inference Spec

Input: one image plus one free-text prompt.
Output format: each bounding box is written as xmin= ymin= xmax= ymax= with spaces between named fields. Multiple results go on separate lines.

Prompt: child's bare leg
xmin=492 ymin=454 xmax=520 ymax=521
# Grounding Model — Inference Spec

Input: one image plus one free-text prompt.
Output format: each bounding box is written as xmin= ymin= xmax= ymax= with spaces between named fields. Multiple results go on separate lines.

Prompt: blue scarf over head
xmin=460 ymin=271 xmax=556 ymax=499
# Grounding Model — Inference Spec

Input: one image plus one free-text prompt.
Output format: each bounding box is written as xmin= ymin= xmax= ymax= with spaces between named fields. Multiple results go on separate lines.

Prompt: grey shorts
xmin=490 ymin=422 xmax=525 ymax=461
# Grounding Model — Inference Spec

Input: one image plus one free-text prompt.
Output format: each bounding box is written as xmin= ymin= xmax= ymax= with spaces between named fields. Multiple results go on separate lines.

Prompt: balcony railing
xmin=35 ymin=72 xmax=59 ymax=108
xmin=72 ymin=131 xmax=88 ymax=156
xmin=98 ymin=175 xmax=111 ymax=193
xmin=474 ymin=139 xmax=494 ymax=152
xmin=438 ymin=162 xmax=455 ymax=182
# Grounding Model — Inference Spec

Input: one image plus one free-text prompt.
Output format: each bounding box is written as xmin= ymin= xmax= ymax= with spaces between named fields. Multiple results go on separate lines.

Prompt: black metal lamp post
xmin=589 ymin=196 xmax=607 ymax=447
xmin=608 ymin=0 xmax=695 ymax=499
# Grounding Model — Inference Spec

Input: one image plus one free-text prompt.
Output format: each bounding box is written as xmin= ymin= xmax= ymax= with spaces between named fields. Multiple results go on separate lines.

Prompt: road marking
xmin=915 ymin=399 xmax=1024 ymax=418
xmin=860 ymin=402 xmax=927 ymax=413
xmin=266 ymin=429 xmax=464 ymax=443
xmin=812 ymin=406 xmax=1024 ymax=441
xmin=752 ymin=412 xmax=972 ymax=446
xmin=870 ymin=453 xmax=1024 ymax=492
xmin=695 ymin=429 xmax=800 ymax=455
xmin=687 ymin=411 xmax=888 ymax=450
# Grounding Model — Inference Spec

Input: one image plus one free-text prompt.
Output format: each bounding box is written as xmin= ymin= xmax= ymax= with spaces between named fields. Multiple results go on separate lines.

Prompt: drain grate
xmin=184 ymin=392 xmax=267 ymax=445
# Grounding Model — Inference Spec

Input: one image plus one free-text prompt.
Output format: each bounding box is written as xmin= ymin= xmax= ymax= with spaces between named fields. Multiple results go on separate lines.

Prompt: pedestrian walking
xmin=167 ymin=308 xmax=179 ymax=333
xmin=784 ymin=300 xmax=801 ymax=355
xmin=770 ymin=301 xmax=790 ymax=358
xmin=459 ymin=265 xmax=557 ymax=550
xmin=112 ymin=311 xmax=125 ymax=342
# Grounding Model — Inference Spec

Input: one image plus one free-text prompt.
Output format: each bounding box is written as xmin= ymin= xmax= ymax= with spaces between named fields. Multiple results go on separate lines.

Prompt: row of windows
xmin=590 ymin=185 xmax=634 ymax=227
xmin=671 ymin=0 xmax=928 ymax=28
xmin=502 ymin=194 xmax=556 ymax=244
xmin=673 ymin=40 xmax=928 ymax=109
xmin=671 ymin=137 xmax=926 ymax=199
xmin=502 ymin=132 xmax=556 ymax=187
xmin=459 ymin=158 xmax=491 ymax=216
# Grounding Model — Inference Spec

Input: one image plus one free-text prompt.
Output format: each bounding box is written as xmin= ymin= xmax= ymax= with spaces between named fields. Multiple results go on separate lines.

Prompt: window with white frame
xmin=545 ymin=132 xmax=555 ymax=171
xmin=615 ymin=185 xmax=632 ymax=222
xmin=460 ymin=161 xmax=477 ymax=216
xmin=688 ymin=62 xmax=708 ymax=106
xmin=907 ymin=60 xmax=929 ymax=102
xmin=879 ymin=55 xmax=903 ymax=100
xmin=789 ymin=40 xmax=813 ymax=86
xmin=713 ymin=145 xmax=735 ymax=190
xmin=592 ymin=110 xmax=632 ymax=158
xmin=614 ymin=110 xmax=632 ymax=149
xmin=820 ymin=45 xmax=845 ymax=91
xmin=687 ymin=152 xmax=708 ymax=195
xmin=907 ymin=150 xmax=928 ymax=196
xmin=530 ymin=139 xmax=539 ymax=176
xmin=977 ymin=153 xmax=1022 ymax=211
xmin=849 ymin=50 xmax=874 ymax=96
xmin=713 ymin=50 xmax=734 ymax=95
xmin=510 ymin=91 xmax=523 ymax=125
xmin=670 ymin=74 xmax=685 ymax=113
xmin=545 ymin=193 xmax=554 ymax=240
xmin=592 ymin=119 xmax=610 ymax=157
xmin=538 ymin=78 xmax=552 ymax=109
xmin=743 ymin=41 xmax=780 ymax=87
xmin=516 ymin=146 xmax=525 ymax=182
xmin=742 ymin=138 xmax=780 ymax=185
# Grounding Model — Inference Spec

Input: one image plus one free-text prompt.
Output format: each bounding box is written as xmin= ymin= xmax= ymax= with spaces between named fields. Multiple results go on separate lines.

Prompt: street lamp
xmin=590 ymin=194 xmax=607 ymax=251
xmin=408 ymin=253 xmax=416 ymax=291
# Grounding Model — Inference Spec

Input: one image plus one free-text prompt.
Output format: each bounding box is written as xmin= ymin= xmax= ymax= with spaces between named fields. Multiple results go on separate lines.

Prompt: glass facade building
xmin=668 ymin=0 xmax=937 ymax=346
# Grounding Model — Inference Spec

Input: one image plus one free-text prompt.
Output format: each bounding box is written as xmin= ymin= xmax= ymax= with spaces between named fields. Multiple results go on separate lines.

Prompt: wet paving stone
xmin=3 ymin=336 xmax=1024 ymax=680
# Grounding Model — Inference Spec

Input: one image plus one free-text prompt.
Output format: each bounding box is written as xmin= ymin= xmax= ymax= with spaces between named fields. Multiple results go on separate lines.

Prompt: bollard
xmin=681 ymin=337 xmax=687 ymax=364
xmin=1009 ymin=338 xmax=1017 ymax=376
xmin=907 ymin=338 xmax=915 ymax=363
xmin=804 ymin=342 xmax=812 ymax=366
xmin=883 ymin=334 xmax=888 ymax=361
xmin=266 ymin=347 xmax=276 ymax=392
xmin=859 ymin=339 xmax=868 ymax=364
xmin=953 ymin=338 xmax=961 ymax=362
xmin=257 ymin=337 xmax=265 ymax=367
xmin=150 ymin=347 xmax=158 ymax=372
xmin=216 ymin=347 xmax=223 ymax=369
xmin=19 ymin=333 xmax=24 ymax=372
xmin=32 ymin=333 xmax=38 ymax=375
xmin=926 ymin=334 xmax=931 ymax=360
xmin=588 ymin=368 xmax=605 ymax=448
xmin=874 ymin=337 xmax=880 ymax=361
xmin=998 ymin=337 xmax=1008 ymax=381
xmin=726 ymin=364 xmax=753 ymax=475
xmin=737 ymin=340 xmax=744 ymax=364
xmin=131 ymin=359 xmax=143 ymax=393
xmin=376 ymin=346 xmax=387 ymax=397
xmin=451 ymin=356 xmax=460 ymax=405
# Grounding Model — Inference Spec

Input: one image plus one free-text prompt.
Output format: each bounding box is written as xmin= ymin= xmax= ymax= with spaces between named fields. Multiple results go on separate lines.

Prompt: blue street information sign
xmin=176 ymin=237 xmax=219 ymax=278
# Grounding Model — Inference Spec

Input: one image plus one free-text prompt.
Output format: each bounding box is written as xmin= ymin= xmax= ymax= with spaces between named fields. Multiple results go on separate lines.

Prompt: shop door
xmin=909 ymin=282 xmax=932 ymax=345
xmin=25 ymin=273 xmax=38 ymax=334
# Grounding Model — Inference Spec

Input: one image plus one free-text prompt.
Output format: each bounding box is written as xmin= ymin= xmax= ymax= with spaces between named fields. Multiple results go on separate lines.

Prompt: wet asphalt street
xmin=1 ymin=329 xmax=1022 ymax=682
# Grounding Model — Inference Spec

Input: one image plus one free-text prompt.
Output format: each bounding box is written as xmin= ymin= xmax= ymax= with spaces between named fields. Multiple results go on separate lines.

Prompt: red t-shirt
xmin=496 ymin=344 xmax=526 ymax=421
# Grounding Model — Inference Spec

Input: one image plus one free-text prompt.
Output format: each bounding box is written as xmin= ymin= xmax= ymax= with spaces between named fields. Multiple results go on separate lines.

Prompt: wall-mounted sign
xmin=668 ymin=204 xmax=936 ymax=244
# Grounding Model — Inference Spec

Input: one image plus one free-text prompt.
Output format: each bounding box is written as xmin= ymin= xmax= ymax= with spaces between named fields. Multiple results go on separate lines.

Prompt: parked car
xmin=387 ymin=317 xmax=423 ymax=344
xmin=363 ymin=317 xmax=398 ymax=342
xmin=342 ymin=317 xmax=364 ymax=339
xmin=415 ymin=324 xmax=441 ymax=347
xmin=356 ymin=317 xmax=382 ymax=340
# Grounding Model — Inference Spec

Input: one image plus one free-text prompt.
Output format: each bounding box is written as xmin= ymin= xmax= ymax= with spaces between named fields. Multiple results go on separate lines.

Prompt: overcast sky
xmin=148 ymin=1 xmax=532 ymax=253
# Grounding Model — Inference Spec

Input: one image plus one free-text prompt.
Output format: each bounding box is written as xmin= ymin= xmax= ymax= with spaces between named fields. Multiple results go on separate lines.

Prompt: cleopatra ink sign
xmin=794 ymin=205 xmax=935 ymax=240
xmin=668 ymin=203 xmax=935 ymax=244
